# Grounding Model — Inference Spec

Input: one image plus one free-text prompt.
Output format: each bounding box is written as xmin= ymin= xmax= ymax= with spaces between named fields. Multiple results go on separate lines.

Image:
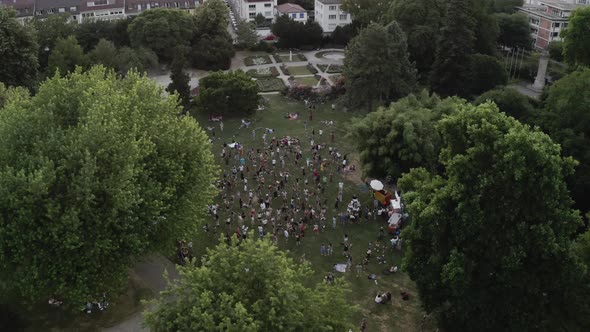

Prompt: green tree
xmin=561 ymin=6 xmax=590 ymax=67
xmin=0 ymin=7 xmax=38 ymax=88
xmin=254 ymin=13 xmax=267 ymax=27
xmin=31 ymin=14 xmax=77 ymax=70
xmin=191 ymin=0 xmax=234 ymax=70
xmin=74 ymin=19 xmax=116 ymax=52
xmin=128 ymin=9 xmax=194 ymax=62
xmin=144 ymin=238 xmax=354 ymax=331
xmin=167 ymin=48 xmax=191 ymax=109
xmin=197 ymin=70 xmax=259 ymax=117
xmin=88 ymin=38 xmax=119 ymax=69
xmin=492 ymin=0 xmax=523 ymax=13
xmin=236 ymin=20 xmax=258 ymax=49
xmin=116 ymin=47 xmax=158 ymax=74
xmin=496 ymin=13 xmax=533 ymax=49
xmin=350 ymin=91 xmax=463 ymax=179
xmin=430 ymin=0 xmax=476 ymax=97
xmin=392 ymin=0 xmax=446 ymax=80
xmin=540 ymin=68 xmax=590 ymax=218
xmin=473 ymin=0 xmax=499 ymax=55
xmin=548 ymin=41 xmax=564 ymax=62
xmin=331 ymin=24 xmax=358 ymax=45
xmin=466 ymin=53 xmax=508 ymax=96
xmin=474 ymin=86 xmax=536 ymax=122
xmin=47 ymin=36 xmax=87 ymax=77
xmin=344 ymin=22 xmax=417 ymax=111
xmin=399 ymin=102 xmax=589 ymax=331
xmin=342 ymin=0 xmax=393 ymax=26
xmin=271 ymin=16 xmax=323 ymax=49
xmin=0 ymin=67 xmax=217 ymax=306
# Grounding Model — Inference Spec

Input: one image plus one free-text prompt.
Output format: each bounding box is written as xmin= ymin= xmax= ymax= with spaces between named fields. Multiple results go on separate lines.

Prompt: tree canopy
xmin=474 ymin=86 xmax=536 ymax=122
xmin=0 ymin=7 xmax=38 ymax=88
xmin=271 ymin=15 xmax=323 ymax=49
xmin=0 ymin=67 xmax=217 ymax=306
xmin=561 ymin=6 xmax=590 ymax=67
xmin=430 ymin=0 xmax=476 ymax=97
xmin=167 ymin=47 xmax=191 ymax=109
xmin=539 ymin=68 xmax=590 ymax=218
xmin=399 ymin=102 xmax=589 ymax=331
xmin=197 ymin=70 xmax=259 ymax=117
xmin=341 ymin=0 xmax=393 ymax=27
xmin=191 ymin=0 xmax=235 ymax=70
xmin=466 ymin=53 xmax=507 ymax=96
xmin=31 ymin=14 xmax=77 ymax=70
xmin=496 ymin=13 xmax=532 ymax=49
xmin=144 ymin=238 xmax=354 ymax=331
xmin=128 ymin=8 xmax=194 ymax=62
xmin=88 ymin=38 xmax=119 ymax=70
xmin=47 ymin=36 xmax=88 ymax=77
xmin=344 ymin=22 xmax=416 ymax=111
xmin=350 ymin=91 xmax=463 ymax=179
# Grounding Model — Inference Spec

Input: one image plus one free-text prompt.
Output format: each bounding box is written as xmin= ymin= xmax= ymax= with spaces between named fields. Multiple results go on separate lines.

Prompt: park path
xmin=102 ymin=255 xmax=179 ymax=332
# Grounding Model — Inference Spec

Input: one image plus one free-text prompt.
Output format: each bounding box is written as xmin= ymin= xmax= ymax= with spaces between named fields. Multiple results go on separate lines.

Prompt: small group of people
xmin=375 ymin=291 xmax=392 ymax=304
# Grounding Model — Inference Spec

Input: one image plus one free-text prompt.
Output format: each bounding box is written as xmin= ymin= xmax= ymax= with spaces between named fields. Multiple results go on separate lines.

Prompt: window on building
xmin=94 ymin=0 xmax=108 ymax=5
xmin=249 ymin=4 xmax=256 ymax=9
xmin=339 ymin=14 xmax=347 ymax=20
xmin=265 ymin=11 xmax=271 ymax=16
xmin=329 ymin=5 xmax=336 ymax=10
xmin=292 ymin=13 xmax=297 ymax=18
xmin=264 ymin=3 xmax=271 ymax=7
xmin=552 ymin=32 xmax=559 ymax=37
xmin=249 ymin=12 xmax=256 ymax=18
xmin=48 ymin=8 xmax=55 ymax=14
xmin=299 ymin=13 xmax=304 ymax=18
xmin=329 ymin=14 xmax=336 ymax=19
xmin=70 ymin=6 xmax=77 ymax=11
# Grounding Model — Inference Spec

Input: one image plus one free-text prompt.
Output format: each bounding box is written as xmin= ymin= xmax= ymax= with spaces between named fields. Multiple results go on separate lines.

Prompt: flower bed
xmin=246 ymin=66 xmax=280 ymax=78
xmin=256 ymin=78 xmax=287 ymax=92
xmin=274 ymin=53 xmax=307 ymax=63
xmin=317 ymin=64 xmax=328 ymax=72
xmin=244 ymin=55 xmax=272 ymax=66
xmin=326 ymin=64 xmax=343 ymax=73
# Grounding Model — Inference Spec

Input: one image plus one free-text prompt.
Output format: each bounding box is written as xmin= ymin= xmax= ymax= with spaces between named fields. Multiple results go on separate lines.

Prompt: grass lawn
xmin=255 ymin=78 xmax=286 ymax=92
xmin=274 ymin=53 xmax=307 ymax=63
xmin=295 ymin=76 xmax=319 ymax=87
xmin=189 ymin=94 xmax=429 ymax=332
xmin=244 ymin=54 xmax=273 ymax=66
xmin=287 ymin=65 xmax=314 ymax=76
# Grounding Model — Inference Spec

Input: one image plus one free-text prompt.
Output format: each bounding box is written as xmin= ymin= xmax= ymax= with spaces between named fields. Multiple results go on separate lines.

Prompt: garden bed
xmin=256 ymin=78 xmax=287 ymax=92
xmin=326 ymin=64 xmax=343 ymax=73
xmin=294 ymin=76 xmax=319 ymax=87
xmin=317 ymin=64 xmax=328 ymax=72
xmin=246 ymin=66 xmax=280 ymax=78
xmin=244 ymin=55 xmax=273 ymax=66
xmin=286 ymin=65 xmax=314 ymax=76
xmin=273 ymin=53 xmax=307 ymax=63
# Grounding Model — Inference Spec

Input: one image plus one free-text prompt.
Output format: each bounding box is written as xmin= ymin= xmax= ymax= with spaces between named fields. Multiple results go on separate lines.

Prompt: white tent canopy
xmin=370 ymin=180 xmax=384 ymax=191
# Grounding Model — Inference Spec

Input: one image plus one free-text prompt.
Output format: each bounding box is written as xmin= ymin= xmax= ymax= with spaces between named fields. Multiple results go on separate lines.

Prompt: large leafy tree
xmin=47 ymin=36 xmax=88 ymax=77
xmin=344 ymin=22 xmax=417 ymax=111
xmin=0 ymin=67 xmax=217 ymax=306
xmin=271 ymin=16 xmax=323 ymax=49
xmin=115 ymin=46 xmax=158 ymax=75
xmin=88 ymin=38 xmax=119 ymax=70
xmin=492 ymin=0 xmax=523 ymax=13
xmin=539 ymin=68 xmax=590 ymax=218
xmin=474 ymin=86 xmax=536 ymax=122
xmin=430 ymin=0 xmax=476 ymax=97
xmin=350 ymin=91 xmax=463 ymax=179
xmin=191 ymin=0 xmax=234 ymax=70
xmin=561 ymin=6 xmax=590 ymax=67
xmin=341 ymin=0 xmax=393 ymax=26
xmin=473 ymin=0 xmax=499 ymax=56
xmin=197 ymin=70 xmax=259 ymax=117
xmin=399 ymin=102 xmax=589 ymax=331
xmin=74 ymin=19 xmax=116 ymax=52
xmin=236 ymin=20 xmax=258 ymax=49
xmin=466 ymin=53 xmax=507 ymax=96
xmin=167 ymin=47 xmax=191 ymax=109
xmin=496 ymin=13 xmax=533 ymax=49
xmin=31 ymin=14 xmax=77 ymax=70
xmin=0 ymin=7 xmax=38 ymax=88
xmin=391 ymin=0 xmax=446 ymax=80
xmin=145 ymin=239 xmax=354 ymax=331
xmin=128 ymin=8 xmax=194 ymax=62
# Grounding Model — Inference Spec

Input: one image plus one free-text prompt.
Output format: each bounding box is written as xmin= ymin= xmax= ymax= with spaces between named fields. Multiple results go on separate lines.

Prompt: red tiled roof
xmin=276 ymin=3 xmax=305 ymax=13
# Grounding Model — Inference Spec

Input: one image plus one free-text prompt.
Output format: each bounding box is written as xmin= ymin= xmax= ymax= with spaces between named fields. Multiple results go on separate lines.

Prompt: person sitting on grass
xmin=375 ymin=292 xmax=392 ymax=304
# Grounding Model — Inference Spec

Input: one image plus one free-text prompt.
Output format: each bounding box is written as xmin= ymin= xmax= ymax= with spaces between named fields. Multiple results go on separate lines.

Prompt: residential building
xmin=0 ymin=0 xmax=81 ymax=22
xmin=229 ymin=0 xmax=276 ymax=22
xmin=80 ymin=0 xmax=125 ymax=21
xmin=275 ymin=2 xmax=306 ymax=22
xmin=125 ymin=0 xmax=200 ymax=16
xmin=518 ymin=0 xmax=589 ymax=49
xmin=313 ymin=0 xmax=350 ymax=33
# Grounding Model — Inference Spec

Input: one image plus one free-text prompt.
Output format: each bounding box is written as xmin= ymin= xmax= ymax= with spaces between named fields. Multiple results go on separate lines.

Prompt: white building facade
xmin=230 ymin=0 xmax=276 ymax=22
xmin=275 ymin=2 xmax=307 ymax=22
xmin=314 ymin=0 xmax=351 ymax=33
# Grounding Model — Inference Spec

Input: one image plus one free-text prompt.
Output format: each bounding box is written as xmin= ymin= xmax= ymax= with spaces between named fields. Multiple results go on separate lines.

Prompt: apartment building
xmin=229 ymin=0 xmax=276 ymax=22
xmin=0 ymin=0 xmax=81 ymax=21
xmin=275 ymin=2 xmax=306 ymax=22
xmin=313 ymin=0 xmax=350 ymax=33
xmin=519 ymin=0 xmax=589 ymax=49
xmin=125 ymin=0 xmax=199 ymax=16
xmin=80 ymin=0 xmax=125 ymax=21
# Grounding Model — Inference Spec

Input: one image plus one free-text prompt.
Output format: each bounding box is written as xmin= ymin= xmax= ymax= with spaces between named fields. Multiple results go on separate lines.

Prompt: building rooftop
xmin=539 ymin=0 xmax=589 ymax=11
xmin=315 ymin=0 xmax=342 ymax=4
xmin=276 ymin=3 xmax=305 ymax=13
xmin=519 ymin=4 xmax=570 ymax=20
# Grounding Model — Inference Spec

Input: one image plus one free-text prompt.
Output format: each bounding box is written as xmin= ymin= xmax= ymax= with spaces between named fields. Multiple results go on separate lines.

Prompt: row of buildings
xmin=518 ymin=0 xmax=589 ymax=49
xmin=0 ymin=0 xmax=352 ymax=33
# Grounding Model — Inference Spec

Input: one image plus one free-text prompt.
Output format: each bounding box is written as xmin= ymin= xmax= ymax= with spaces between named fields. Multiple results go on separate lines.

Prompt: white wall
xmin=313 ymin=0 xmax=351 ymax=33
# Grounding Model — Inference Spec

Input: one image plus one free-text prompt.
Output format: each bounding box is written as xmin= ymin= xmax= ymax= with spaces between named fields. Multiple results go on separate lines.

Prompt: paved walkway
xmin=102 ymin=255 xmax=179 ymax=332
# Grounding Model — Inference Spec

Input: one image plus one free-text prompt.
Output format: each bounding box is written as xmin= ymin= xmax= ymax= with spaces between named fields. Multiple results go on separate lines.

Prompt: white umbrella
xmin=370 ymin=180 xmax=384 ymax=191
